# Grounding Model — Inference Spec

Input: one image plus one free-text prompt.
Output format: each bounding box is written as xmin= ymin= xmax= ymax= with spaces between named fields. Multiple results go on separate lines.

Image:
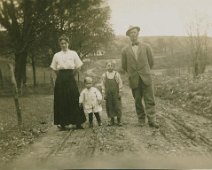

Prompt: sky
xmin=107 ymin=0 xmax=212 ymax=36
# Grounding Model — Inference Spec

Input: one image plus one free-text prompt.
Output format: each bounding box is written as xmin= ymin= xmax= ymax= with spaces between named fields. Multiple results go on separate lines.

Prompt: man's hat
xmin=126 ymin=25 xmax=140 ymax=36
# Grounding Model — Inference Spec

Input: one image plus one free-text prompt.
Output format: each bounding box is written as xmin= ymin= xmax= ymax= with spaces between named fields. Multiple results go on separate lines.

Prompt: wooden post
xmin=7 ymin=63 xmax=22 ymax=126
xmin=31 ymin=52 xmax=37 ymax=87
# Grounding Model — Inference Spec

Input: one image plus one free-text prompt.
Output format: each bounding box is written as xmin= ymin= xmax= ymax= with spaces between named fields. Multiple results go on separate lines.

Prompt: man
xmin=121 ymin=26 xmax=159 ymax=128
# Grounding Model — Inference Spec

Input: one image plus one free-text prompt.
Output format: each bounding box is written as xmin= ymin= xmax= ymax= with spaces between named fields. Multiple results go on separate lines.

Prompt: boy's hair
xmin=84 ymin=77 xmax=93 ymax=84
xmin=106 ymin=60 xmax=116 ymax=67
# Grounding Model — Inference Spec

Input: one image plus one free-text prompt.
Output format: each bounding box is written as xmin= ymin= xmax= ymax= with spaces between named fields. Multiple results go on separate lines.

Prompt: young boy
xmin=79 ymin=77 xmax=102 ymax=127
xmin=101 ymin=61 xmax=123 ymax=126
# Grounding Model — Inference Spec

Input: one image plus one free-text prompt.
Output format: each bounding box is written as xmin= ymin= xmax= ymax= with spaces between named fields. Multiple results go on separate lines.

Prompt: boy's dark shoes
xmin=107 ymin=121 xmax=115 ymax=126
xmin=108 ymin=118 xmax=115 ymax=126
xmin=138 ymin=119 xmax=146 ymax=127
xmin=117 ymin=118 xmax=122 ymax=126
xmin=117 ymin=122 xmax=123 ymax=126
xmin=149 ymin=122 xmax=159 ymax=129
xmin=89 ymin=123 xmax=94 ymax=128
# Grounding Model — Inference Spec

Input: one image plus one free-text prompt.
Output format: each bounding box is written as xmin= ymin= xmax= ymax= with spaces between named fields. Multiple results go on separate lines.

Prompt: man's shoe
xmin=140 ymin=123 xmax=146 ymax=127
xmin=89 ymin=123 xmax=93 ymax=128
xmin=108 ymin=122 xmax=115 ymax=126
xmin=149 ymin=122 xmax=159 ymax=129
xmin=117 ymin=122 xmax=123 ymax=126
xmin=117 ymin=118 xmax=123 ymax=126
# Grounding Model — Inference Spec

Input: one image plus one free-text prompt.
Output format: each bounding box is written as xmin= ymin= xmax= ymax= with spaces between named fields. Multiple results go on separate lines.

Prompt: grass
xmin=0 ymin=60 xmax=87 ymax=166
xmin=0 ymin=94 xmax=53 ymax=166
xmin=0 ymin=64 xmax=85 ymax=166
xmin=1 ymin=58 xmax=211 ymax=166
xmin=154 ymin=72 xmax=212 ymax=118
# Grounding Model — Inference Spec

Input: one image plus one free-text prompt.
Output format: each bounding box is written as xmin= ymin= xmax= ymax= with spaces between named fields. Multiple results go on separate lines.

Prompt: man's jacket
xmin=122 ymin=42 xmax=154 ymax=89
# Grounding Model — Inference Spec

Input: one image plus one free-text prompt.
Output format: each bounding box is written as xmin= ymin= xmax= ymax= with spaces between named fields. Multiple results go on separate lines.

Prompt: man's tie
xmin=132 ymin=42 xmax=139 ymax=46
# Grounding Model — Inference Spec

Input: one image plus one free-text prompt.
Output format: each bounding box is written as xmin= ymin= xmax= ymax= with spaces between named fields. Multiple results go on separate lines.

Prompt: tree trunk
xmin=15 ymin=51 xmax=27 ymax=91
xmin=193 ymin=51 xmax=207 ymax=77
xmin=31 ymin=53 xmax=37 ymax=87
xmin=8 ymin=64 xmax=22 ymax=126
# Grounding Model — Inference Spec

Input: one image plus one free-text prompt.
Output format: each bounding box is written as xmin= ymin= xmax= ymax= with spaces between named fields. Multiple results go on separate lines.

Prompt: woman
xmin=50 ymin=35 xmax=86 ymax=130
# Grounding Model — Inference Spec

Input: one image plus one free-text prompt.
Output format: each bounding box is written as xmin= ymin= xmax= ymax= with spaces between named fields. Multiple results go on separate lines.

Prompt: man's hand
xmin=118 ymin=91 xmax=122 ymax=99
xmin=119 ymin=69 xmax=126 ymax=75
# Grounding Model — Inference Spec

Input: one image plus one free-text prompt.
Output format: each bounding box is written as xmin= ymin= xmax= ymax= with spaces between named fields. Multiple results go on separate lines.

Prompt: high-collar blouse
xmin=50 ymin=49 xmax=83 ymax=70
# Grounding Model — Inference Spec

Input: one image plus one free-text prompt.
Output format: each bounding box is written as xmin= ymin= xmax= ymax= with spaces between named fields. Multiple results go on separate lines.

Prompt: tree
xmin=0 ymin=0 xmax=114 ymax=91
xmin=186 ymin=13 xmax=210 ymax=77
xmin=51 ymin=0 xmax=114 ymax=59
xmin=0 ymin=0 xmax=54 ymax=90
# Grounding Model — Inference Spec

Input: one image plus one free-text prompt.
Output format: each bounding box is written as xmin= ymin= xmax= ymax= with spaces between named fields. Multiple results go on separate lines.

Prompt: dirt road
xmin=3 ymin=84 xmax=212 ymax=169
xmin=3 ymin=59 xmax=212 ymax=169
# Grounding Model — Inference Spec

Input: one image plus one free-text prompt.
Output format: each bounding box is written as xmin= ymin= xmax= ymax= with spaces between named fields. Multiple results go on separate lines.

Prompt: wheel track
xmin=45 ymin=129 xmax=74 ymax=158
xmin=159 ymin=106 xmax=212 ymax=149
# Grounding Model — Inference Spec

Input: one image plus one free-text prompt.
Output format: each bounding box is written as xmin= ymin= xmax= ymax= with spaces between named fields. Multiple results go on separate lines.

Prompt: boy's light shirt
xmin=79 ymin=87 xmax=102 ymax=114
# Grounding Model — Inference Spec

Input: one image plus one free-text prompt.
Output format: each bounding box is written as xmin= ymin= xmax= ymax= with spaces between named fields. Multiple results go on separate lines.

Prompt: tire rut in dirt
xmin=44 ymin=129 xmax=75 ymax=159
xmin=158 ymin=106 xmax=212 ymax=153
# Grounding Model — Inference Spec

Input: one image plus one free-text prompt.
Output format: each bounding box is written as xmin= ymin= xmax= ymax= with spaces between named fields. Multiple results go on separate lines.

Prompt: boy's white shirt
xmin=79 ymin=87 xmax=102 ymax=114
xmin=101 ymin=71 xmax=123 ymax=95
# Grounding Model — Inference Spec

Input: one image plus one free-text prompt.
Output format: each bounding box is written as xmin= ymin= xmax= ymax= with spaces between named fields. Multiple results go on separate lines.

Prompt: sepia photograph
xmin=0 ymin=0 xmax=212 ymax=169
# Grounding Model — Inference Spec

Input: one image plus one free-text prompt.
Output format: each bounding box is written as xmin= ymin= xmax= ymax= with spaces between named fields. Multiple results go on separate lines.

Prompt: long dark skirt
xmin=54 ymin=69 xmax=86 ymax=126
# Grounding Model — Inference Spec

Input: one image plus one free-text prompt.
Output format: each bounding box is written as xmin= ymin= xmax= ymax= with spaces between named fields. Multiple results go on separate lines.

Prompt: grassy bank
xmin=154 ymin=73 xmax=212 ymax=118
xmin=0 ymin=95 xmax=53 ymax=166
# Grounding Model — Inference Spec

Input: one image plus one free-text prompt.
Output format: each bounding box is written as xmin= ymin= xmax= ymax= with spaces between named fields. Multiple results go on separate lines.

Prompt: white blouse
xmin=79 ymin=87 xmax=103 ymax=114
xmin=50 ymin=49 xmax=83 ymax=70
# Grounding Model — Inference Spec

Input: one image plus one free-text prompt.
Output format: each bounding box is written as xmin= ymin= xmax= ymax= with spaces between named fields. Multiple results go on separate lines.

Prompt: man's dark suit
xmin=122 ymin=42 xmax=156 ymax=123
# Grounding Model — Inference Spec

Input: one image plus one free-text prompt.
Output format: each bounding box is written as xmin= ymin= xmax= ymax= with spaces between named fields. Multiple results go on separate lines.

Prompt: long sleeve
xmin=101 ymin=73 xmax=106 ymax=95
xmin=146 ymin=45 xmax=154 ymax=69
xmin=50 ymin=54 xmax=57 ymax=70
xmin=74 ymin=52 xmax=83 ymax=69
xmin=95 ymin=88 xmax=103 ymax=101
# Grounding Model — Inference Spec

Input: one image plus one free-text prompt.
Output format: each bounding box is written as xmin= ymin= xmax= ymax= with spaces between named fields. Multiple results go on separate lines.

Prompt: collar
xmin=132 ymin=41 xmax=139 ymax=46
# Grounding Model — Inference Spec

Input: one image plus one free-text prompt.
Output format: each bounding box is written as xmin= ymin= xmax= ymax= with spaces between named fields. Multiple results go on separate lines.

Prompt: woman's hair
xmin=58 ymin=34 xmax=69 ymax=43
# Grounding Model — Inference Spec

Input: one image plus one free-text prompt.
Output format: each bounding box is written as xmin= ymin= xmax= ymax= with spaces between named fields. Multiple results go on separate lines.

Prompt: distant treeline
xmin=1 ymin=32 xmax=212 ymax=69
xmin=105 ymin=35 xmax=212 ymax=69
